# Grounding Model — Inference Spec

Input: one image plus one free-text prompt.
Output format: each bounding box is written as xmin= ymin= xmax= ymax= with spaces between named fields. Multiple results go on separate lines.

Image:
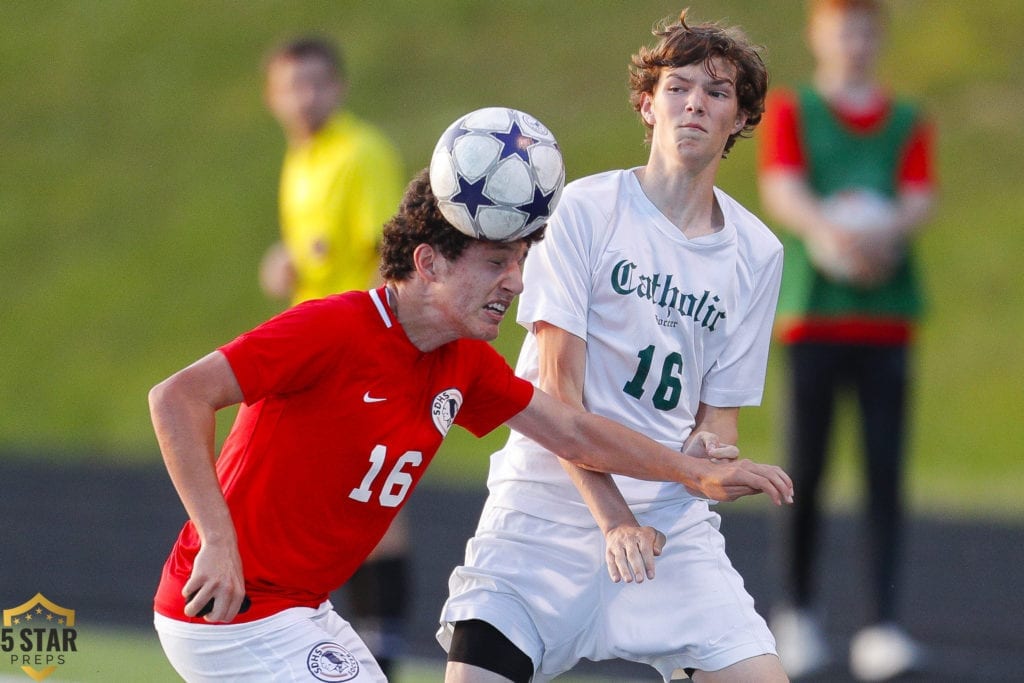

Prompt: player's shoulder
xmin=443 ymin=337 xmax=508 ymax=374
xmin=888 ymin=93 xmax=926 ymax=124
xmin=555 ymin=169 xmax=631 ymax=219
xmin=233 ymin=291 xmax=372 ymax=362
xmin=765 ymin=84 xmax=800 ymax=110
xmin=337 ymin=112 xmax=401 ymax=155
xmin=562 ymin=169 xmax=629 ymax=199
xmin=543 ymin=170 xmax=632 ymax=251
xmin=291 ymin=290 xmax=377 ymax=326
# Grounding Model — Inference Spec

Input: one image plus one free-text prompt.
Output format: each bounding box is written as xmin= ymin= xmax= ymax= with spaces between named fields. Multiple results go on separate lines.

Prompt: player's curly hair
xmin=628 ymin=8 xmax=768 ymax=157
xmin=379 ymin=168 xmax=546 ymax=282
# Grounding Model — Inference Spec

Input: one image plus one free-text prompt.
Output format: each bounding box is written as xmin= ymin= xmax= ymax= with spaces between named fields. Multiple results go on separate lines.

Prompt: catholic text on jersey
xmin=610 ymin=259 xmax=727 ymax=331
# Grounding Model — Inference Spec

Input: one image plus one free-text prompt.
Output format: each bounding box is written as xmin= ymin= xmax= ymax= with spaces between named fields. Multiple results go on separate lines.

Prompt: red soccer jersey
xmin=154 ymin=288 xmax=534 ymax=623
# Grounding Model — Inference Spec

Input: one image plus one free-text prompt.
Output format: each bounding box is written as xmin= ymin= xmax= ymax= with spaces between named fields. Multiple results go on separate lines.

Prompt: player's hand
xmin=258 ymin=241 xmax=296 ymax=301
xmin=604 ymin=523 xmax=666 ymax=584
xmin=182 ymin=540 xmax=247 ymax=622
xmin=686 ymin=457 xmax=795 ymax=506
xmin=847 ymin=230 xmax=905 ymax=288
xmin=682 ymin=431 xmax=740 ymax=462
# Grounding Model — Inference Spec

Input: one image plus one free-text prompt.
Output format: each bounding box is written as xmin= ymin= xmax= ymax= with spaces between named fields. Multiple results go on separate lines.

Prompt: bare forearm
xmin=148 ymin=352 xmax=244 ymax=545
xmin=150 ymin=362 xmax=250 ymax=621
xmin=759 ymin=172 xmax=831 ymax=239
xmin=565 ymin=411 xmax=695 ymax=482
xmin=510 ymin=393 xmax=792 ymax=505
xmin=149 ymin=381 xmax=236 ymax=545
xmin=687 ymin=403 xmax=739 ymax=450
xmin=533 ymin=322 xmax=641 ymax=533
xmin=558 ymin=459 xmax=635 ymax=534
xmin=891 ymin=187 xmax=935 ymax=238
xmin=511 ymin=396 xmax=695 ymax=484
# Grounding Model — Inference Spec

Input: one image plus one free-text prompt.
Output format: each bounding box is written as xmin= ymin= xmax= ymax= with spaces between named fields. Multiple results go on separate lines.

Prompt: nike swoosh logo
xmin=707 ymin=631 xmax=732 ymax=648
xmin=362 ymin=392 xmax=387 ymax=403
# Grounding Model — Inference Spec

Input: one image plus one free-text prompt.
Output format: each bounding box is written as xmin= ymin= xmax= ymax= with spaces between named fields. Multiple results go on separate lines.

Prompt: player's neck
xmin=814 ymin=70 xmax=882 ymax=112
xmin=286 ymin=128 xmax=316 ymax=147
xmin=634 ymin=165 xmax=722 ymax=239
xmin=386 ymin=283 xmax=455 ymax=353
xmin=285 ymin=115 xmax=334 ymax=148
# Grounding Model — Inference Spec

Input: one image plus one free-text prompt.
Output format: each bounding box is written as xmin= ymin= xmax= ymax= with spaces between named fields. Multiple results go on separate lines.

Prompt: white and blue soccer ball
xmin=429 ymin=107 xmax=565 ymax=241
xmin=809 ymin=189 xmax=900 ymax=282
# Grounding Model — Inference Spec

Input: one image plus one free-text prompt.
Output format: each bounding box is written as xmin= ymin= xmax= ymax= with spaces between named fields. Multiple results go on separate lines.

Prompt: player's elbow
xmin=148 ymin=372 xmax=188 ymax=422
xmin=148 ymin=378 xmax=171 ymax=416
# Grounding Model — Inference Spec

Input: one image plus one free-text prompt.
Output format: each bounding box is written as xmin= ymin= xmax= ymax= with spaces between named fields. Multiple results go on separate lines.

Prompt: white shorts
xmin=438 ymin=499 xmax=776 ymax=682
xmin=155 ymin=600 xmax=386 ymax=682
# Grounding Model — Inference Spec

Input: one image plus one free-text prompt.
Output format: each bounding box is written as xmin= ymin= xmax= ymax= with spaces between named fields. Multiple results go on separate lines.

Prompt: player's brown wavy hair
xmin=628 ymin=8 xmax=768 ymax=157
xmin=379 ymin=168 xmax=546 ymax=282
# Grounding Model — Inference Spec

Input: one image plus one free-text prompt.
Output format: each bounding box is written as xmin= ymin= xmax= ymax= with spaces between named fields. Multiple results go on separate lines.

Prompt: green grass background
xmin=1 ymin=0 xmax=1022 ymax=519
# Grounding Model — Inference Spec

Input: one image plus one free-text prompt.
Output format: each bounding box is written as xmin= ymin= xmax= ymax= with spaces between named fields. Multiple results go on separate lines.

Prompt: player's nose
xmin=504 ymin=262 xmax=525 ymax=295
xmin=685 ymin=89 xmax=706 ymax=114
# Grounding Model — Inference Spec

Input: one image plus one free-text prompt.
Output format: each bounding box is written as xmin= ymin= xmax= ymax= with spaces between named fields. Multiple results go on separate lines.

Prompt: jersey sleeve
xmin=517 ymin=188 xmax=594 ymax=340
xmin=758 ymin=88 xmax=806 ymax=173
xmin=454 ymin=342 xmax=535 ymax=437
xmin=700 ymin=241 xmax=783 ymax=408
xmin=219 ymin=296 xmax=352 ymax=406
xmin=898 ymin=118 xmax=936 ymax=189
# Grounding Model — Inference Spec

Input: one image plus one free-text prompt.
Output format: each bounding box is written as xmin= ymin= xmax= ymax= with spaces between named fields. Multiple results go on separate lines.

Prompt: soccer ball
xmin=429 ymin=107 xmax=565 ymax=241
xmin=809 ymin=189 xmax=899 ymax=282
xmin=821 ymin=189 xmax=895 ymax=233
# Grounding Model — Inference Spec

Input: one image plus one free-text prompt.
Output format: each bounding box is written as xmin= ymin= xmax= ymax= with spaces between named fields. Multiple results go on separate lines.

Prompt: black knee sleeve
xmin=448 ymin=619 xmax=533 ymax=683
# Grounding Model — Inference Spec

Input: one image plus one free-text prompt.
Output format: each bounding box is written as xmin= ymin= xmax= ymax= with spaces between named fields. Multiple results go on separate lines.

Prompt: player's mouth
xmin=483 ymin=300 xmax=510 ymax=319
xmin=680 ymin=122 xmax=707 ymax=132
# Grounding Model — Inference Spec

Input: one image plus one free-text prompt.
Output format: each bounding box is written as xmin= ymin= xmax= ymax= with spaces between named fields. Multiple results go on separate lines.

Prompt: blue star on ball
xmin=517 ymin=185 xmax=557 ymax=224
xmin=438 ymin=122 xmax=472 ymax=153
xmin=490 ymin=122 xmax=538 ymax=162
xmin=451 ymin=175 xmax=496 ymax=217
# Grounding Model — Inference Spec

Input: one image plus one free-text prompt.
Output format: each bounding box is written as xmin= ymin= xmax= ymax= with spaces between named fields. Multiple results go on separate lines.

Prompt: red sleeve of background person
xmin=759 ymin=87 xmax=935 ymax=188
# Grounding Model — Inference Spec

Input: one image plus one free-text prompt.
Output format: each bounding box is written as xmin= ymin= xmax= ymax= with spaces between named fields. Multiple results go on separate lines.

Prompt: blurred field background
xmin=3 ymin=0 xmax=1021 ymax=513
xmin=1 ymin=1 xmax=1022 ymax=680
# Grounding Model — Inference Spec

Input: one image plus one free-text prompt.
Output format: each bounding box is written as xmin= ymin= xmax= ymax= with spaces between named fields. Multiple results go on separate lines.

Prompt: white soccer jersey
xmin=487 ymin=169 xmax=783 ymax=525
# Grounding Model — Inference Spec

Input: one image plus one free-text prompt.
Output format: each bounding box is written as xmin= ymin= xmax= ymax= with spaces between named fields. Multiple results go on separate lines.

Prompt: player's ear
xmin=413 ymin=243 xmax=441 ymax=281
xmin=640 ymin=94 xmax=656 ymax=126
xmin=732 ymin=113 xmax=747 ymax=135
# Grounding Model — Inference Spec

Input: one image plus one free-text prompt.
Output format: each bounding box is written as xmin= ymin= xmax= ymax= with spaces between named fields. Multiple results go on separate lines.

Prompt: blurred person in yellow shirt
xmin=259 ymin=36 xmax=408 ymax=680
xmin=260 ymin=36 xmax=404 ymax=303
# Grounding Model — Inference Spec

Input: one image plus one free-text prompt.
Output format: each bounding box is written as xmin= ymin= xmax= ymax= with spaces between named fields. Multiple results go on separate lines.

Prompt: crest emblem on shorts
xmin=306 ymin=641 xmax=359 ymax=682
xmin=431 ymin=388 xmax=463 ymax=436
